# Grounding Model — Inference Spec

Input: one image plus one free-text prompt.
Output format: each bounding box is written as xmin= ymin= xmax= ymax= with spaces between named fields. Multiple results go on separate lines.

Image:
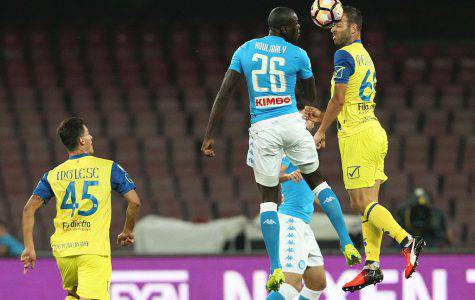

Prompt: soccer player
xmin=201 ymin=7 xmax=360 ymax=291
xmin=267 ymin=106 xmax=359 ymax=300
xmin=304 ymin=6 xmax=426 ymax=292
xmin=21 ymin=117 xmax=141 ymax=300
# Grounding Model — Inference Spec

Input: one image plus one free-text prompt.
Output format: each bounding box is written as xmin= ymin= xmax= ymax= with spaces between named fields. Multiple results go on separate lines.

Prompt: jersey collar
xmin=68 ymin=153 xmax=90 ymax=160
xmin=353 ymin=39 xmax=362 ymax=44
xmin=267 ymin=35 xmax=285 ymax=42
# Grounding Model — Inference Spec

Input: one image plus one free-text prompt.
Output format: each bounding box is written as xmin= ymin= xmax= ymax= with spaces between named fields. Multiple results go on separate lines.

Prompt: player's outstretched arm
xmin=117 ymin=190 xmax=141 ymax=246
xmin=202 ymin=69 xmax=241 ymax=157
xmin=21 ymin=194 xmax=44 ymax=273
xmin=314 ymin=83 xmax=347 ymax=145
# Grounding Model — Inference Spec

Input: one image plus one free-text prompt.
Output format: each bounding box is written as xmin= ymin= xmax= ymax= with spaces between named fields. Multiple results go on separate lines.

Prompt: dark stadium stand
xmin=0 ymin=22 xmax=473 ymax=249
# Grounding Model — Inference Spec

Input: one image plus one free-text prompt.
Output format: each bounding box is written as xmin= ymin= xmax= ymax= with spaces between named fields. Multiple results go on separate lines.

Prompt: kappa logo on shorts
xmin=347 ymin=166 xmax=361 ymax=179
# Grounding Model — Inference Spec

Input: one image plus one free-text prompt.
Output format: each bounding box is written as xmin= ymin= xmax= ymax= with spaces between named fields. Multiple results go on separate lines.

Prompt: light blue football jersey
xmin=278 ymin=156 xmax=315 ymax=223
xmin=228 ymin=35 xmax=313 ymax=124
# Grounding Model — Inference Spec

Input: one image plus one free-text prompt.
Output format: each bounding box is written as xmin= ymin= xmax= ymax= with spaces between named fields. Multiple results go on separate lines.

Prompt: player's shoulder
xmin=337 ymin=40 xmax=366 ymax=56
xmin=334 ymin=48 xmax=355 ymax=65
xmin=90 ymin=155 xmax=115 ymax=166
xmin=237 ymin=39 xmax=254 ymax=51
xmin=50 ymin=159 xmax=69 ymax=173
xmin=283 ymin=41 xmax=307 ymax=56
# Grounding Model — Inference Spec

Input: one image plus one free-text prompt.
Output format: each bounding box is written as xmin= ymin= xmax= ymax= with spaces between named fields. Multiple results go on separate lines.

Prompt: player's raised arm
xmin=202 ymin=69 xmax=241 ymax=157
xmin=21 ymin=194 xmax=45 ymax=273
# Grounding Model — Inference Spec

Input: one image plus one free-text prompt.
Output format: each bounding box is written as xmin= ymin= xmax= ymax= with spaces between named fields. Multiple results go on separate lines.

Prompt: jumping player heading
xmin=305 ymin=6 xmax=426 ymax=292
xmin=202 ymin=7 xmax=360 ymax=292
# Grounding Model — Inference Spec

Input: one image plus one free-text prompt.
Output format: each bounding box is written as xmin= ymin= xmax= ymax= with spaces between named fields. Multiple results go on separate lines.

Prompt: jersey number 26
xmin=251 ymin=53 xmax=286 ymax=93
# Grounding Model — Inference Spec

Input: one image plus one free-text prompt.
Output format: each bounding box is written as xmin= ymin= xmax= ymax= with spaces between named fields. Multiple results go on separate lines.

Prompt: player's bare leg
xmin=284 ymin=272 xmax=304 ymax=291
xmin=343 ymin=180 xmax=425 ymax=292
xmin=257 ymin=183 xmax=285 ymax=292
xmin=301 ymin=266 xmax=326 ymax=299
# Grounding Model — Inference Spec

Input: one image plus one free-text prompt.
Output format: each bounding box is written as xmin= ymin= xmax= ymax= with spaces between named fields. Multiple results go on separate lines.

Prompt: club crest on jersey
xmin=254 ymin=95 xmax=292 ymax=108
xmin=334 ymin=66 xmax=346 ymax=79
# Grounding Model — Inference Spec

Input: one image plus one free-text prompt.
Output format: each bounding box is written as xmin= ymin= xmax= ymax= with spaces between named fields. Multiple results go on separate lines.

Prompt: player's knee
xmin=257 ymin=184 xmax=279 ymax=204
xmin=349 ymin=196 xmax=365 ymax=214
xmin=297 ymin=160 xmax=319 ymax=175
xmin=285 ymin=275 xmax=303 ymax=291
xmin=305 ymin=276 xmax=326 ymax=291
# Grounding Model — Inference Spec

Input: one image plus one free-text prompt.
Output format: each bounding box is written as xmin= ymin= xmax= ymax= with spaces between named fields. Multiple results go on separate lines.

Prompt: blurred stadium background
xmin=0 ymin=0 xmax=474 ymax=299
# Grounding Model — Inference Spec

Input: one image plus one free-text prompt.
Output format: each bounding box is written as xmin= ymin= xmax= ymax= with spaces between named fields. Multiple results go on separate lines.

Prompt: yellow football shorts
xmin=56 ymin=255 xmax=111 ymax=300
xmin=338 ymin=125 xmax=388 ymax=189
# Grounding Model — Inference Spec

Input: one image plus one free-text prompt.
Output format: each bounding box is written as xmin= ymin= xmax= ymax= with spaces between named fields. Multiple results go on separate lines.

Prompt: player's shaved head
xmin=268 ymin=7 xmax=301 ymax=44
xmin=268 ymin=7 xmax=297 ymax=28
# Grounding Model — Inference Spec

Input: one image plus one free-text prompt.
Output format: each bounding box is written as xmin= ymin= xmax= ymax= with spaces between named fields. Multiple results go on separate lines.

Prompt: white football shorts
xmin=278 ymin=213 xmax=324 ymax=275
xmin=246 ymin=112 xmax=319 ymax=186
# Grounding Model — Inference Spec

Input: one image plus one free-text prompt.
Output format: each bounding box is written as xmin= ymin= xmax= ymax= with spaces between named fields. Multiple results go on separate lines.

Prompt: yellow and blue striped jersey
xmin=331 ymin=40 xmax=380 ymax=138
xmin=32 ymin=154 xmax=135 ymax=257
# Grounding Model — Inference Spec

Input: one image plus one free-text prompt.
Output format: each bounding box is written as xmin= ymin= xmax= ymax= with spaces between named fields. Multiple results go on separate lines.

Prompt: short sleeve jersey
xmin=229 ymin=35 xmax=313 ymax=124
xmin=32 ymin=154 xmax=135 ymax=257
xmin=331 ymin=40 xmax=380 ymax=138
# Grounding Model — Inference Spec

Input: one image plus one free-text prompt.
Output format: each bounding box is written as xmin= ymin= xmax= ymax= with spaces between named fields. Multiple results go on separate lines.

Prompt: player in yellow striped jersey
xmin=21 ymin=117 xmax=141 ymax=300
xmin=305 ymin=6 xmax=425 ymax=292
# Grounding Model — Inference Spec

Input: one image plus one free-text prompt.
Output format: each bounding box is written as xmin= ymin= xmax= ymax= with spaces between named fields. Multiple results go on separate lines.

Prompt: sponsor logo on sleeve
xmin=334 ymin=66 xmax=346 ymax=79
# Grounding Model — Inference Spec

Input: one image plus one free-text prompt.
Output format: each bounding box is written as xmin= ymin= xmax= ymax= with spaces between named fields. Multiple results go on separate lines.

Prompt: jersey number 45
xmin=61 ymin=181 xmax=99 ymax=217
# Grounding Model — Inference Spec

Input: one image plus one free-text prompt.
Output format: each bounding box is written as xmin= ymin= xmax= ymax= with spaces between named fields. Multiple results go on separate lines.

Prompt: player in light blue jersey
xmin=202 ymin=7 xmax=358 ymax=292
xmin=267 ymin=106 xmax=358 ymax=300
